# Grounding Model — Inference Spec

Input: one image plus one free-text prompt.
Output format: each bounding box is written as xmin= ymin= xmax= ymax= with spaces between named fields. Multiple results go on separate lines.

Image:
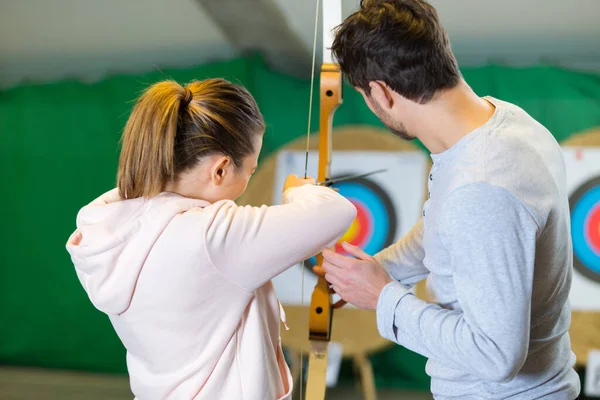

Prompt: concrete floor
xmin=0 ymin=366 xmax=433 ymax=400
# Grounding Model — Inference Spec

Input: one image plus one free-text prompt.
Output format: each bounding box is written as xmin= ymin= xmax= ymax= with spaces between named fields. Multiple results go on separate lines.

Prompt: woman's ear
xmin=211 ymin=156 xmax=231 ymax=186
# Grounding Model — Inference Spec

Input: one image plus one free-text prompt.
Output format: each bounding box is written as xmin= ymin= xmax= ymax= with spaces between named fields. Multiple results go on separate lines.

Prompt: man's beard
xmin=371 ymin=100 xmax=415 ymax=141
xmin=386 ymin=122 xmax=414 ymax=141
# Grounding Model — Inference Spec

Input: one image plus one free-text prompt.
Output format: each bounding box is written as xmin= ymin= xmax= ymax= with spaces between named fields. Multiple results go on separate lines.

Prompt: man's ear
xmin=369 ymin=81 xmax=394 ymax=110
xmin=211 ymin=156 xmax=230 ymax=185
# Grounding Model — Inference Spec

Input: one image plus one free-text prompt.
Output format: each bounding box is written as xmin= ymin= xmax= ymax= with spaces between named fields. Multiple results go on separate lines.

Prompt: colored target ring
xmin=569 ymin=176 xmax=600 ymax=283
xmin=303 ymin=175 xmax=397 ymax=273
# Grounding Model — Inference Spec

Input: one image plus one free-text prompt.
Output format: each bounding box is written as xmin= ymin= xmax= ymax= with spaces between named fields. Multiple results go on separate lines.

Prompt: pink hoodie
xmin=65 ymin=184 xmax=356 ymax=399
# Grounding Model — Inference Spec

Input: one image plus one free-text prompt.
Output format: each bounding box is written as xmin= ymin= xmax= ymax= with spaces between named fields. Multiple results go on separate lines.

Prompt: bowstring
xmin=300 ymin=0 xmax=320 ymax=398
xmin=304 ymin=0 xmax=320 ymax=179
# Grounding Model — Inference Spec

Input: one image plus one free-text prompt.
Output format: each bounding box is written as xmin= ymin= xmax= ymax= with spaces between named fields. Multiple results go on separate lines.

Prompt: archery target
xmin=271 ymin=150 xmax=428 ymax=305
xmin=563 ymin=146 xmax=600 ymax=310
xmin=570 ymin=176 xmax=600 ymax=283
xmin=302 ymin=176 xmax=397 ymax=273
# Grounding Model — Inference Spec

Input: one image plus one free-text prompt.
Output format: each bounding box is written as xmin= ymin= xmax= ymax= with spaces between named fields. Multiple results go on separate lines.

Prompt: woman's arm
xmin=203 ymin=184 xmax=357 ymax=292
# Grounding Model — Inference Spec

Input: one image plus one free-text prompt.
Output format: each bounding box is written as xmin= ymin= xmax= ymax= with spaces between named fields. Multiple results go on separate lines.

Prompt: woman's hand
xmin=283 ymin=174 xmax=315 ymax=192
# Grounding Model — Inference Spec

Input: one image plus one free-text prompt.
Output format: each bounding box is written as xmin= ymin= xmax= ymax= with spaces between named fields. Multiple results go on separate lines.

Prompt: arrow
xmin=317 ymin=168 xmax=387 ymax=187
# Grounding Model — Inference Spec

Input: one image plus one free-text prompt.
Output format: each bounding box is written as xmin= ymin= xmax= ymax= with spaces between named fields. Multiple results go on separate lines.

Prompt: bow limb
xmin=305 ymin=0 xmax=344 ymax=398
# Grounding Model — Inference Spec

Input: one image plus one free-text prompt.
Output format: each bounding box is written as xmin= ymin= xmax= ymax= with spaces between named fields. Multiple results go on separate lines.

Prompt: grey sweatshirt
xmin=375 ymin=97 xmax=581 ymax=399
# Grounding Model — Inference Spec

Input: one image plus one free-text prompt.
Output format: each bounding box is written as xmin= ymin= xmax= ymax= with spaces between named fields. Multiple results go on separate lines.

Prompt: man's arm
xmin=374 ymin=218 xmax=430 ymax=288
xmin=376 ymin=182 xmax=538 ymax=382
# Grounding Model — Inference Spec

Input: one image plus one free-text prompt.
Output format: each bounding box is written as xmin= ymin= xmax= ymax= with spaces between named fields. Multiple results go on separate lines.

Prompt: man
xmin=320 ymin=0 xmax=581 ymax=398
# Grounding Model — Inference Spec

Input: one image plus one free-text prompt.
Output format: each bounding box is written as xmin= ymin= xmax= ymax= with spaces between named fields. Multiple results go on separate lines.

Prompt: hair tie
xmin=181 ymin=89 xmax=193 ymax=108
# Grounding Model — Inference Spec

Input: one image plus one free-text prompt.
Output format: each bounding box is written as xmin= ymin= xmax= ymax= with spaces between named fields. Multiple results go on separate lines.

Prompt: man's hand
xmin=318 ymin=242 xmax=393 ymax=310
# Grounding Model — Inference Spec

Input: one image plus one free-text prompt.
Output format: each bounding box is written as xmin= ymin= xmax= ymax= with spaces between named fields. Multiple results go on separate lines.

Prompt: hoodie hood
xmin=66 ymin=188 xmax=209 ymax=315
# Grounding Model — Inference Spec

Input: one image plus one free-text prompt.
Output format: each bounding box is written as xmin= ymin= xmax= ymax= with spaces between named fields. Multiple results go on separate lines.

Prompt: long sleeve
xmin=376 ymin=182 xmax=538 ymax=383
xmin=374 ymin=218 xmax=429 ymax=288
xmin=203 ymin=184 xmax=357 ymax=292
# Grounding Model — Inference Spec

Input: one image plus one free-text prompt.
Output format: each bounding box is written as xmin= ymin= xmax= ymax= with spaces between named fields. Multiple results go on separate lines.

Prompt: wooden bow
xmin=304 ymin=0 xmax=345 ymax=398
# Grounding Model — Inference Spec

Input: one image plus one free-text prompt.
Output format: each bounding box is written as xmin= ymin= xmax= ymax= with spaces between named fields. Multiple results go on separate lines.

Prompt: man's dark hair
xmin=331 ymin=0 xmax=461 ymax=104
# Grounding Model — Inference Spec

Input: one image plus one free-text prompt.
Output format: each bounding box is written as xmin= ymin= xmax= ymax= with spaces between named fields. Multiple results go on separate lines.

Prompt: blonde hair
xmin=117 ymin=78 xmax=265 ymax=199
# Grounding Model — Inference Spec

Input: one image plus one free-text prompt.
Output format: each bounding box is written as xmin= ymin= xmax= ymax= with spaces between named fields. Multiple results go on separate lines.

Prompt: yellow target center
xmin=340 ymin=217 xmax=360 ymax=243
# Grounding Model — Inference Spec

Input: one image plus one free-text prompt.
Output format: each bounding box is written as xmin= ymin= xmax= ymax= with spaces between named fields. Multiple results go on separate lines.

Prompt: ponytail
xmin=117 ymin=79 xmax=264 ymax=199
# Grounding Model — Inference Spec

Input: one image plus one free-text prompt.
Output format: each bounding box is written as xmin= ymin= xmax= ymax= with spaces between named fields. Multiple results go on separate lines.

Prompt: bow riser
xmin=309 ymin=64 xmax=343 ymax=343
xmin=317 ymin=65 xmax=343 ymax=183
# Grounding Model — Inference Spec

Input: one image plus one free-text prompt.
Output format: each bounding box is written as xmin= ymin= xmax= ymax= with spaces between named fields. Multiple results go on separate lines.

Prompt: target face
xmin=270 ymin=149 xmax=428 ymax=306
xmin=303 ymin=175 xmax=397 ymax=272
xmin=570 ymin=176 xmax=600 ymax=283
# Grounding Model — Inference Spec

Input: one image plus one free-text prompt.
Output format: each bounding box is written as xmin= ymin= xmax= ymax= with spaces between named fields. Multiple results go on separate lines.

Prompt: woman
xmin=65 ymin=78 xmax=356 ymax=399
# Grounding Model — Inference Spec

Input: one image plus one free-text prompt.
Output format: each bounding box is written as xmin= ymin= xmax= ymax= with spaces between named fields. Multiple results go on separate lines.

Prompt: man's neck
xmin=410 ymin=80 xmax=496 ymax=154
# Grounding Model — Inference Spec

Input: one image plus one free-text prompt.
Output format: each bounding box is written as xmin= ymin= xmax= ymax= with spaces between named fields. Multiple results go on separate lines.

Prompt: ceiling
xmin=1 ymin=0 xmax=599 ymax=89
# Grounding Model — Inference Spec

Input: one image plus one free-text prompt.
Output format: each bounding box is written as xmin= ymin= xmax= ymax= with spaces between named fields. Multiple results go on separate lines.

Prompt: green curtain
xmin=1 ymin=53 xmax=599 ymax=390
